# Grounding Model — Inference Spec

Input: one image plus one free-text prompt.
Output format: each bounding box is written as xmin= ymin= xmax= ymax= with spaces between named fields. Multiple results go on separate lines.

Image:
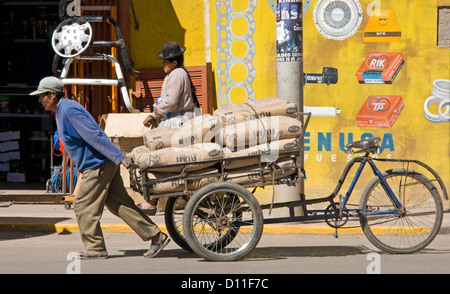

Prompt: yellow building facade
xmin=128 ymin=0 xmax=449 ymax=207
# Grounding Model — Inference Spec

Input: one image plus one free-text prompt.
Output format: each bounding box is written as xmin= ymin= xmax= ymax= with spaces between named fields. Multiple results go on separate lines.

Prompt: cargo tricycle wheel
xmin=183 ymin=182 xmax=263 ymax=261
xmin=164 ymin=195 xmax=192 ymax=252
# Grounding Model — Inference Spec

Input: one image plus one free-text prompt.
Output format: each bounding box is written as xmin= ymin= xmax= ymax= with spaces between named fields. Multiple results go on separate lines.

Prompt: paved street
xmin=1 ymin=228 xmax=449 ymax=275
xmin=1 ymin=203 xmax=449 ymax=277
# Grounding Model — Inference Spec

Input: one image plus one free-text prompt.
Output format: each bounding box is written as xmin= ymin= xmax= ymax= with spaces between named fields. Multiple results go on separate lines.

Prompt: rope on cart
xmin=267 ymin=162 xmax=285 ymax=215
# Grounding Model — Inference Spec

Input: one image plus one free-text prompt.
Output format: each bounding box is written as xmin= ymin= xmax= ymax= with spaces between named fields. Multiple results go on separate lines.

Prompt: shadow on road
xmin=116 ymin=245 xmax=368 ymax=261
xmin=0 ymin=229 xmax=70 ymax=241
xmin=245 ymin=245 xmax=368 ymax=260
xmin=0 ymin=217 xmax=72 ymax=241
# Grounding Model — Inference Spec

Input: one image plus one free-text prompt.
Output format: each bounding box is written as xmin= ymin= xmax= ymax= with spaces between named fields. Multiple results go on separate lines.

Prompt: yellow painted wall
xmin=129 ymin=0 xmax=206 ymax=69
xmin=129 ymin=0 xmax=449 ymax=207
xmin=302 ymin=0 xmax=449 ymax=206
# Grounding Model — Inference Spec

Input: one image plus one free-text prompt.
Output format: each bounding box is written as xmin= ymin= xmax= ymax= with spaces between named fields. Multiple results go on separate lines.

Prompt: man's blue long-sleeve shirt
xmin=55 ymin=99 xmax=125 ymax=173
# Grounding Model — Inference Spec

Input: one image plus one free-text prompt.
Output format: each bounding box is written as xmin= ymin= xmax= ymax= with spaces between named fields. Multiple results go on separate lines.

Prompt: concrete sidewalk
xmin=1 ymin=201 xmax=449 ymax=236
xmin=0 ymin=202 xmax=347 ymax=235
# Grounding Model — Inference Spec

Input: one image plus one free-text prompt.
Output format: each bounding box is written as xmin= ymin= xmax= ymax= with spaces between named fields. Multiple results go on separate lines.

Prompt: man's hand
xmin=143 ymin=115 xmax=155 ymax=127
xmin=121 ymin=156 xmax=133 ymax=169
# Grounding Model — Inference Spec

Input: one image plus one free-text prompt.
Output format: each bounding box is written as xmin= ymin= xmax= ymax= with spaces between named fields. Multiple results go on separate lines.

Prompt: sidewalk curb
xmin=0 ymin=223 xmax=150 ymax=233
xmin=2 ymin=223 xmax=449 ymax=235
xmin=0 ymin=222 xmax=362 ymax=235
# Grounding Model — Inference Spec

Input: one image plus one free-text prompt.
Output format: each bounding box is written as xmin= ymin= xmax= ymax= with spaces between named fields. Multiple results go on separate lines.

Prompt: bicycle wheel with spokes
xmin=359 ymin=169 xmax=443 ymax=254
xmin=164 ymin=195 xmax=192 ymax=252
xmin=183 ymin=182 xmax=263 ymax=261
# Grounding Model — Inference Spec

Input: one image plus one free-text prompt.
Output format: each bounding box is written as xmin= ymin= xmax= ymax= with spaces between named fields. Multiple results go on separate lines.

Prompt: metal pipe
xmin=276 ymin=0 xmax=304 ymax=217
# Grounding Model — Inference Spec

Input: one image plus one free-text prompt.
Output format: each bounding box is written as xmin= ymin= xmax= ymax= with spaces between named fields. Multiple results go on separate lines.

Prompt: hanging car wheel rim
xmin=164 ymin=195 xmax=192 ymax=252
xmin=183 ymin=182 xmax=263 ymax=261
xmin=52 ymin=17 xmax=92 ymax=58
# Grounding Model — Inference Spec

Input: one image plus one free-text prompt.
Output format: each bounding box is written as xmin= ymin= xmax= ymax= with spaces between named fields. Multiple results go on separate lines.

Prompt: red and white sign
xmin=356 ymin=95 xmax=404 ymax=128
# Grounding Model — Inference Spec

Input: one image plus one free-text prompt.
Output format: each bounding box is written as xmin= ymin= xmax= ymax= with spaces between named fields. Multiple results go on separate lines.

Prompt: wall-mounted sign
xmin=363 ymin=10 xmax=402 ymax=42
xmin=269 ymin=0 xmax=312 ymax=15
xmin=356 ymin=52 xmax=404 ymax=84
xmin=424 ymin=79 xmax=450 ymax=123
xmin=276 ymin=0 xmax=303 ymax=62
xmin=313 ymin=0 xmax=363 ymax=41
xmin=356 ymin=95 xmax=404 ymax=128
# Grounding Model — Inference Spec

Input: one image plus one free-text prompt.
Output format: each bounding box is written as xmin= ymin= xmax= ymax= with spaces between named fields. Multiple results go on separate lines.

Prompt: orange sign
xmin=356 ymin=52 xmax=404 ymax=84
xmin=363 ymin=10 xmax=402 ymax=42
xmin=356 ymin=95 xmax=404 ymax=128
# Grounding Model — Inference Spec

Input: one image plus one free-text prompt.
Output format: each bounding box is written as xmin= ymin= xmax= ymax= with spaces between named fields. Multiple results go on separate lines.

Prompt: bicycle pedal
xmin=301 ymin=168 xmax=307 ymax=181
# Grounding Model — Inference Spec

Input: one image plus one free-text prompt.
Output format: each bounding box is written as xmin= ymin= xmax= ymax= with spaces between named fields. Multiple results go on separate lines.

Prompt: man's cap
xmin=157 ymin=41 xmax=186 ymax=59
xmin=30 ymin=77 xmax=64 ymax=96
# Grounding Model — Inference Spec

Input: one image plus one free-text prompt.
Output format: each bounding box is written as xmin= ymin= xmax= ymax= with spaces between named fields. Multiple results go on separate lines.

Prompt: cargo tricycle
xmin=129 ymin=113 xmax=447 ymax=262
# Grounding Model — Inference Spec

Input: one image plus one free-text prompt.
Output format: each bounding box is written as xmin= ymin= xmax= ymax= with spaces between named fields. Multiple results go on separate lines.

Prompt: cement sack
xmin=143 ymin=114 xmax=222 ymax=150
xmin=130 ymin=145 xmax=152 ymax=165
xmin=130 ymin=143 xmax=224 ymax=172
xmin=147 ymin=168 xmax=219 ymax=195
xmin=143 ymin=126 xmax=179 ymax=151
xmin=222 ymin=138 xmax=299 ymax=170
xmin=225 ymin=158 xmax=297 ymax=186
xmin=217 ymin=116 xmax=302 ymax=150
xmin=174 ymin=114 xmax=222 ymax=146
xmin=214 ymin=97 xmax=298 ymax=125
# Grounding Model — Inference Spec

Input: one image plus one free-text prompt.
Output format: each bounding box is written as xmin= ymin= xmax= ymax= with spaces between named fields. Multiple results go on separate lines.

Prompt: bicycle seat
xmin=344 ymin=137 xmax=381 ymax=153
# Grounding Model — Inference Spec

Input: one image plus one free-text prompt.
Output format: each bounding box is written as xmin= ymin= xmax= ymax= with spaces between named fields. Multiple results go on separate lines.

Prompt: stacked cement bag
xmin=214 ymin=97 xmax=298 ymax=125
xmin=133 ymin=114 xmax=223 ymax=197
xmin=142 ymin=114 xmax=221 ymax=150
xmin=222 ymin=138 xmax=299 ymax=170
xmin=215 ymin=98 xmax=302 ymax=185
xmin=131 ymin=97 xmax=301 ymax=194
xmin=225 ymin=157 xmax=298 ymax=185
xmin=146 ymin=168 xmax=219 ymax=195
xmin=142 ymin=126 xmax=179 ymax=151
xmin=216 ymin=116 xmax=302 ymax=151
xmin=130 ymin=142 xmax=224 ymax=173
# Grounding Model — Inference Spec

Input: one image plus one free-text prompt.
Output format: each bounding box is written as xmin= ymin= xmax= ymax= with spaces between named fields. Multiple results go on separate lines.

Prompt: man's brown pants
xmin=74 ymin=161 xmax=160 ymax=251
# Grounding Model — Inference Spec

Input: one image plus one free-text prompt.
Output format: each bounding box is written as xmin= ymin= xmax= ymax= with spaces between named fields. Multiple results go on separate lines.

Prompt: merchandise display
xmin=313 ymin=0 xmax=363 ymax=40
xmin=356 ymin=96 xmax=404 ymax=128
xmin=424 ymin=79 xmax=450 ymax=123
xmin=363 ymin=10 xmax=402 ymax=42
xmin=356 ymin=52 xmax=404 ymax=84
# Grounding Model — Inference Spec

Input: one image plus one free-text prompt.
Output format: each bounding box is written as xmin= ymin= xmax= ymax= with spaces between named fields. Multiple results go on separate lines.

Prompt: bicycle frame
xmin=340 ymin=155 xmax=403 ymax=216
xmin=262 ymin=153 xmax=406 ymax=225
